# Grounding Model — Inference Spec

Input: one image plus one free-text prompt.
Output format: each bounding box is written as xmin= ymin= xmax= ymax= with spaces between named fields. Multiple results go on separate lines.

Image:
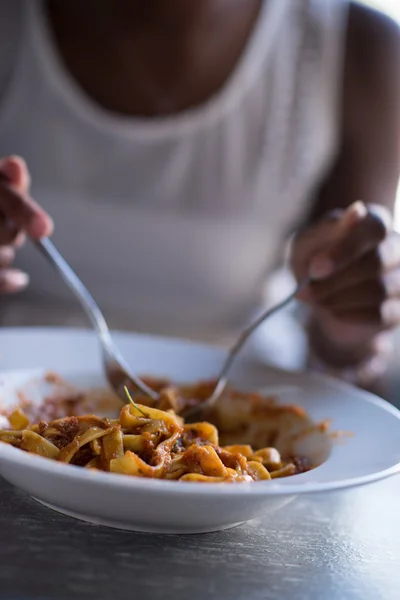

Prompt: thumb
xmin=308 ymin=201 xmax=368 ymax=280
xmin=334 ymin=201 xmax=369 ymax=231
xmin=292 ymin=201 xmax=372 ymax=282
xmin=308 ymin=201 xmax=390 ymax=281
xmin=0 ymin=155 xmax=53 ymax=239
xmin=0 ymin=155 xmax=31 ymax=192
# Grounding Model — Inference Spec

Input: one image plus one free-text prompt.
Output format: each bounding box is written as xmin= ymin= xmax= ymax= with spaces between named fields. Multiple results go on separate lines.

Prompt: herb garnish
xmin=124 ymin=386 xmax=147 ymax=417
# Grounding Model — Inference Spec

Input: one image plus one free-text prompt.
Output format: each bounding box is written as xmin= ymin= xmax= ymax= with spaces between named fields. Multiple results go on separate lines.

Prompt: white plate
xmin=0 ymin=327 xmax=400 ymax=534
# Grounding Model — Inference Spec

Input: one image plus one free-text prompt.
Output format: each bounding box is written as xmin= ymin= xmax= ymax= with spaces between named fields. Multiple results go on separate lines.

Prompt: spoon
xmin=35 ymin=238 xmax=158 ymax=402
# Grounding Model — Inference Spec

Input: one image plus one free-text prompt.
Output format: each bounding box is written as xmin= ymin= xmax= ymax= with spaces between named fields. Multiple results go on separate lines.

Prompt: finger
xmin=0 ymin=212 xmax=27 ymax=246
xmin=379 ymin=230 xmax=400 ymax=271
xmin=0 ymin=182 xmax=53 ymax=239
xmin=295 ymin=202 xmax=366 ymax=258
xmin=0 ymin=246 xmax=15 ymax=267
xmin=0 ymin=217 xmax=21 ymax=245
xmin=307 ymin=250 xmax=381 ymax=301
xmin=316 ymin=276 xmax=400 ymax=311
xmin=13 ymin=230 xmax=26 ymax=248
xmin=0 ymin=156 xmax=31 ymax=191
xmin=370 ymin=332 xmax=393 ymax=355
xmin=0 ymin=269 xmax=29 ymax=293
xmin=293 ymin=202 xmax=367 ymax=281
xmin=309 ymin=204 xmax=389 ymax=280
xmin=315 ymin=267 xmax=400 ymax=311
xmin=332 ymin=299 xmax=400 ymax=329
xmin=308 ymin=231 xmax=400 ymax=302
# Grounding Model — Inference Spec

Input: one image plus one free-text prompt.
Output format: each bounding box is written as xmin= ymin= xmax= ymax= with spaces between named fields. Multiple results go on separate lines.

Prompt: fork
xmin=182 ymin=278 xmax=308 ymax=422
xmin=35 ymin=238 xmax=158 ymax=402
xmin=36 ymin=237 xmax=307 ymax=421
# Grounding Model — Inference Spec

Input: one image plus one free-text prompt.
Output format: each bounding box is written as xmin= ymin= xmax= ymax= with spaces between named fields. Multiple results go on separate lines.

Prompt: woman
xmin=0 ymin=0 xmax=399 ymax=391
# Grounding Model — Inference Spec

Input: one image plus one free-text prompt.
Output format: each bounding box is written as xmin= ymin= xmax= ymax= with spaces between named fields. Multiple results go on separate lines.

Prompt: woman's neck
xmin=45 ymin=0 xmax=263 ymax=117
xmin=47 ymin=0 xmax=251 ymax=36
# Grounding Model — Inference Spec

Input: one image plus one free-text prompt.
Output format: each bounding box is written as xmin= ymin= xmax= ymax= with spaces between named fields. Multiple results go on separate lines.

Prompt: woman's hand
xmin=0 ymin=155 xmax=53 ymax=293
xmin=291 ymin=201 xmax=400 ymax=369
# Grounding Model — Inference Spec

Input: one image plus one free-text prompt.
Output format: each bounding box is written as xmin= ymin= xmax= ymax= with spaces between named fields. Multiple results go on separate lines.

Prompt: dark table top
xmin=1 ymin=473 xmax=400 ymax=600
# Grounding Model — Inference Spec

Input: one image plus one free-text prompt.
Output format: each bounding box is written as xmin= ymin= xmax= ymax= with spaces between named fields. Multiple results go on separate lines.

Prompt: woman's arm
xmin=293 ymin=3 xmax=400 ymax=391
xmin=310 ymin=3 xmax=400 ymax=222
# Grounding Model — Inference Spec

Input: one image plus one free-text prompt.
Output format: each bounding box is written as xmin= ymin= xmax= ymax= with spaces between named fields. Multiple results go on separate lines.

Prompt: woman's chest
xmin=16 ymin=187 xmax=282 ymax=331
xmin=1 ymin=108 xmax=310 ymax=332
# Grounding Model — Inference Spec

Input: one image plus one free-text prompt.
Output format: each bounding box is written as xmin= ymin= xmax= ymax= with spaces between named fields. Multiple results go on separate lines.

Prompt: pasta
xmin=0 ymin=385 xmax=312 ymax=483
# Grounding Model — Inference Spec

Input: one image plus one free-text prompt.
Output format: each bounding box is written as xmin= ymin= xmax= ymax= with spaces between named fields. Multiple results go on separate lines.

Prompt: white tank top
xmin=0 ymin=0 xmax=348 ymax=343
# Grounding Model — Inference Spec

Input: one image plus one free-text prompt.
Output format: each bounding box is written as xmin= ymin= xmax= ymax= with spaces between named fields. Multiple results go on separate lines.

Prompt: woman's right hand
xmin=0 ymin=156 xmax=53 ymax=293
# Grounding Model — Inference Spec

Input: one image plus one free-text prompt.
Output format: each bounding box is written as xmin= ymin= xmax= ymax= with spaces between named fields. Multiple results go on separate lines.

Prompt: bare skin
xmin=0 ymin=0 xmax=399 ymax=386
xmin=292 ymin=3 xmax=400 ymax=378
xmin=45 ymin=0 xmax=263 ymax=117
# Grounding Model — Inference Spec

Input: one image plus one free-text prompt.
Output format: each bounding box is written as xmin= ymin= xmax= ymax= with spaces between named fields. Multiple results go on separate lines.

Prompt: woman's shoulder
xmin=343 ymin=2 xmax=400 ymax=139
xmin=346 ymin=2 xmax=400 ymax=78
xmin=0 ymin=0 xmax=25 ymax=96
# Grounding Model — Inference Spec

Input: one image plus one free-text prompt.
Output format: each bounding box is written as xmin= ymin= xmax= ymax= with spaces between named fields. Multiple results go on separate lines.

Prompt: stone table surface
xmin=1 ymin=474 xmax=400 ymax=600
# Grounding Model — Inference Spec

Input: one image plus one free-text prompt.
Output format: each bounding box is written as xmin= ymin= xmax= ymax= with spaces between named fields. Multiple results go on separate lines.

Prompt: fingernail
xmin=372 ymin=333 xmax=393 ymax=355
xmin=382 ymin=301 xmax=400 ymax=325
xmin=1 ymin=156 xmax=30 ymax=190
xmin=344 ymin=201 xmax=368 ymax=227
xmin=309 ymin=256 xmax=335 ymax=280
xmin=0 ymin=246 xmax=15 ymax=262
xmin=13 ymin=231 xmax=26 ymax=248
xmin=8 ymin=271 xmax=29 ymax=288
xmin=350 ymin=201 xmax=367 ymax=216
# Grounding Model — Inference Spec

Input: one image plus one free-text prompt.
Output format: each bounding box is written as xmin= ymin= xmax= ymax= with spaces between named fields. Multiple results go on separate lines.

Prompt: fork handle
xmin=184 ymin=278 xmax=310 ymax=422
xmin=35 ymin=238 xmax=113 ymax=347
xmin=216 ymin=278 xmax=310 ymax=392
xmin=35 ymin=238 xmax=158 ymax=400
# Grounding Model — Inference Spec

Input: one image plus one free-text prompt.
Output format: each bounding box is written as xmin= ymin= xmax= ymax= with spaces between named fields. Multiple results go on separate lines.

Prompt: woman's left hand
xmin=291 ymin=201 xmax=400 ymax=363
